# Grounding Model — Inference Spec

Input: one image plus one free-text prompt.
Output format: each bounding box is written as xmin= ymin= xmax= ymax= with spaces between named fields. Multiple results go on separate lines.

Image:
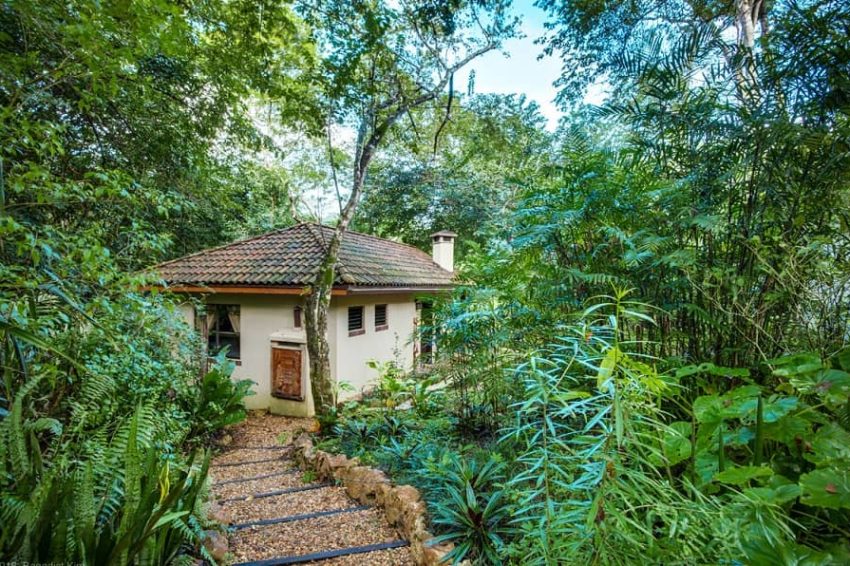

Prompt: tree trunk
xmin=305 ymin=122 xmax=374 ymax=415
xmin=302 ymin=44 xmax=494 ymax=416
xmin=733 ymin=0 xmax=766 ymax=97
xmin=735 ymin=0 xmax=757 ymax=50
xmin=304 ymin=260 xmax=335 ymax=412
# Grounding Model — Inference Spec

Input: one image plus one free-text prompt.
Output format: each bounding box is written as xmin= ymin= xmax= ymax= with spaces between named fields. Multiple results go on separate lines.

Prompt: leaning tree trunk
xmin=303 ymin=49 xmax=488 ymax=416
xmin=305 ymin=123 xmax=375 ymax=415
xmin=304 ymin=257 xmax=336 ymax=413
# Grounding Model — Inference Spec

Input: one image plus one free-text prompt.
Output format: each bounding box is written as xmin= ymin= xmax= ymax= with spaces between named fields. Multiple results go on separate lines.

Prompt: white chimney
xmin=431 ymin=231 xmax=457 ymax=272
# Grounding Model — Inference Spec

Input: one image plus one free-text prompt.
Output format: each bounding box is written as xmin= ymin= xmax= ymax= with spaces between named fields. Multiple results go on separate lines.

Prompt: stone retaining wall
xmin=292 ymin=433 xmax=457 ymax=566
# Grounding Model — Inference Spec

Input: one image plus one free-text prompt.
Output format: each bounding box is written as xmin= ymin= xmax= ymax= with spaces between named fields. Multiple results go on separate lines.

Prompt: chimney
xmin=431 ymin=230 xmax=457 ymax=272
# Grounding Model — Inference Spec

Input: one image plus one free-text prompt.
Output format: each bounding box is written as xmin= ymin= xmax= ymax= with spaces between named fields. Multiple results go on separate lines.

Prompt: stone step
xmin=229 ymin=505 xmax=370 ymax=531
xmin=212 ymin=447 xmax=290 ymax=466
xmin=232 ymin=540 xmax=411 ymax=565
xmin=229 ymin=507 xmax=408 ymax=564
xmin=221 ymin=445 xmax=290 ymax=451
xmin=217 ymin=469 xmax=302 ymax=486
xmin=306 ymin=546 xmax=414 ymax=565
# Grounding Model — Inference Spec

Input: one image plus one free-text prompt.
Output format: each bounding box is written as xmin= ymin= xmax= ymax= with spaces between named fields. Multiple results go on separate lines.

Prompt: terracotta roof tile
xmin=151 ymin=223 xmax=454 ymax=288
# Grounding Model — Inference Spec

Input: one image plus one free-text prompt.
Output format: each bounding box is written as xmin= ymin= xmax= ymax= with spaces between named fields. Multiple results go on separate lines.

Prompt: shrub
xmin=188 ymin=351 xmax=255 ymax=441
xmin=430 ymin=453 xmax=510 ymax=564
xmin=0 ymin=404 xmax=214 ymax=564
xmin=0 ymin=282 xmax=250 ymax=563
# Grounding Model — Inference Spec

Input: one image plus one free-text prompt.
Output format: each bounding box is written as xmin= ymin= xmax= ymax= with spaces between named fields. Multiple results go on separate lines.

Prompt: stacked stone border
xmin=292 ymin=433 xmax=457 ymax=566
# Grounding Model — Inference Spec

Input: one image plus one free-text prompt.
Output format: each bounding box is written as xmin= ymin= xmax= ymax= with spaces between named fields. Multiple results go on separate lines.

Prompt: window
xmin=418 ymin=301 xmax=435 ymax=365
xmin=348 ymin=306 xmax=364 ymax=336
xmin=375 ymin=304 xmax=388 ymax=331
xmin=294 ymin=305 xmax=302 ymax=329
xmin=206 ymin=304 xmax=241 ymax=359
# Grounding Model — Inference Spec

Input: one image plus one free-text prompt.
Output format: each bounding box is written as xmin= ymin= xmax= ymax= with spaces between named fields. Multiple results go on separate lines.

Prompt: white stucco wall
xmin=177 ymin=294 xmax=313 ymax=416
xmin=177 ymin=291 xmax=420 ymax=415
xmin=331 ymin=294 xmax=417 ymax=398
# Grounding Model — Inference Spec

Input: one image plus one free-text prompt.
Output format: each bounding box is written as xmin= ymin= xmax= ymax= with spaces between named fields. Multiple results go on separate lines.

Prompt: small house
xmin=152 ymin=223 xmax=456 ymax=416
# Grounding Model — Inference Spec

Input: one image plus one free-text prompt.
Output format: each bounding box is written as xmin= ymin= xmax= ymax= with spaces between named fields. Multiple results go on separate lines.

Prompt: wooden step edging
xmin=220 ymin=482 xmax=334 ymax=504
xmin=212 ymin=456 xmax=288 ymax=468
xmin=216 ymin=469 xmax=300 ymax=486
xmin=291 ymin=433 xmax=458 ymax=566
xmin=232 ymin=540 xmax=410 ymax=566
xmin=229 ymin=505 xmax=371 ymax=531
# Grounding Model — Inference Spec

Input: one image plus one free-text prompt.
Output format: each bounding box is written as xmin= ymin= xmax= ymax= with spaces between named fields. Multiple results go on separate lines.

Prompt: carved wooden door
xmin=272 ymin=347 xmax=302 ymax=400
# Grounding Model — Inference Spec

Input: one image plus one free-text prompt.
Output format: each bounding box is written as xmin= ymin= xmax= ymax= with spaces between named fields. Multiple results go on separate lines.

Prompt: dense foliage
xmin=3 ymin=0 xmax=849 ymax=564
xmin=0 ymin=0 xmax=272 ymax=562
xmin=324 ymin=1 xmax=850 ymax=564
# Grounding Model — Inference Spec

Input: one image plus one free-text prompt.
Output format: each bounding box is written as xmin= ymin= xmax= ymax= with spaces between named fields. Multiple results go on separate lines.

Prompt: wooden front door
xmin=272 ymin=346 xmax=302 ymax=400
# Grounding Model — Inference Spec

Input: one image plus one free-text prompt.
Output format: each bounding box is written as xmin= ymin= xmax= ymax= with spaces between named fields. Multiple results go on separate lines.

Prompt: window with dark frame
xmin=348 ymin=306 xmax=364 ymax=336
xmin=206 ymin=304 xmax=241 ymax=359
xmin=375 ymin=304 xmax=388 ymax=331
xmin=294 ymin=305 xmax=302 ymax=328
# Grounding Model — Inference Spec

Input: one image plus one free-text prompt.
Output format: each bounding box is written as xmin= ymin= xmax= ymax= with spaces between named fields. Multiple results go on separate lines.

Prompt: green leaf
xmin=676 ymin=363 xmax=713 ymax=378
xmin=661 ymin=421 xmax=692 ymax=466
xmin=761 ymin=396 xmax=798 ymax=423
xmin=676 ymin=362 xmax=750 ymax=378
xmin=836 ymin=348 xmax=850 ymax=373
xmin=743 ymin=481 xmax=801 ymax=506
xmin=805 ymin=423 xmax=850 ymax=467
xmin=694 ymin=386 xmax=762 ymax=424
xmin=769 ymin=353 xmax=823 ymax=377
xmin=693 ymin=395 xmax=723 ymax=424
xmin=799 ymin=468 xmax=850 ymax=509
xmin=790 ymin=369 xmax=850 ymax=407
xmin=713 ymin=465 xmax=773 ymax=486
xmin=596 ymin=346 xmax=620 ymax=389
xmin=152 ymin=510 xmax=189 ymax=530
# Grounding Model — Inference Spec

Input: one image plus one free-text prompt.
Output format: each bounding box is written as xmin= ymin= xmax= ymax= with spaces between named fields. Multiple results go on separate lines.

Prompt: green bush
xmin=430 ymin=454 xmax=509 ymax=564
xmin=0 ymin=274 xmax=252 ymax=563
xmin=189 ymin=351 xmax=255 ymax=441
xmin=0 ymin=402 xmax=215 ymax=564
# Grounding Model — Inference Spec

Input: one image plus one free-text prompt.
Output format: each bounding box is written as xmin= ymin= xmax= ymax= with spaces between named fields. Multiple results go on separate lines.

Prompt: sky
xmin=453 ymin=0 xmax=569 ymax=130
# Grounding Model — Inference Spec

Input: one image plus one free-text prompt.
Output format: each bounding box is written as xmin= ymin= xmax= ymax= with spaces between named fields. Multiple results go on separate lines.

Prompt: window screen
xmin=294 ymin=305 xmax=302 ymax=328
xmin=375 ymin=304 xmax=388 ymax=330
xmin=348 ymin=306 xmax=364 ymax=334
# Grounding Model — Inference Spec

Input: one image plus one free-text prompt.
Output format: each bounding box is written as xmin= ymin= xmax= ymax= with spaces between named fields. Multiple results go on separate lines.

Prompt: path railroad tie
xmin=216 ymin=469 xmax=300 ymax=486
xmin=229 ymin=505 xmax=371 ymax=531
xmin=232 ymin=540 xmax=410 ymax=566
xmin=219 ymin=414 xmax=416 ymax=564
xmin=212 ymin=456 xmax=286 ymax=468
xmin=222 ymin=446 xmax=291 ymax=451
xmin=220 ymin=482 xmax=335 ymax=504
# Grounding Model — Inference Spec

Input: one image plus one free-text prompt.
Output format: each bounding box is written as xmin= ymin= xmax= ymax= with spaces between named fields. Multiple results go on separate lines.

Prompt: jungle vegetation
xmin=2 ymin=0 xmax=850 ymax=564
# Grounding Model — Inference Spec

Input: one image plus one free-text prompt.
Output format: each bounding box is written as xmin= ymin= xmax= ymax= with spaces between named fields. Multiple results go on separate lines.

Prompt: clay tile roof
xmin=151 ymin=223 xmax=455 ymax=288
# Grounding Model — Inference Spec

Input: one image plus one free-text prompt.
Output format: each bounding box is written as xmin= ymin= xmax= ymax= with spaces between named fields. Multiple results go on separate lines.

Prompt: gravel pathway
xmin=213 ymin=413 xmax=413 ymax=565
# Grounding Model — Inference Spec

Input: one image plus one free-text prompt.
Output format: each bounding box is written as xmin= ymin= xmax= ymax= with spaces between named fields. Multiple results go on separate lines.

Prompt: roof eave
xmin=142 ymin=282 xmax=455 ymax=296
xmin=142 ymin=284 xmax=347 ymax=296
xmin=342 ymin=285 xmax=455 ymax=295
